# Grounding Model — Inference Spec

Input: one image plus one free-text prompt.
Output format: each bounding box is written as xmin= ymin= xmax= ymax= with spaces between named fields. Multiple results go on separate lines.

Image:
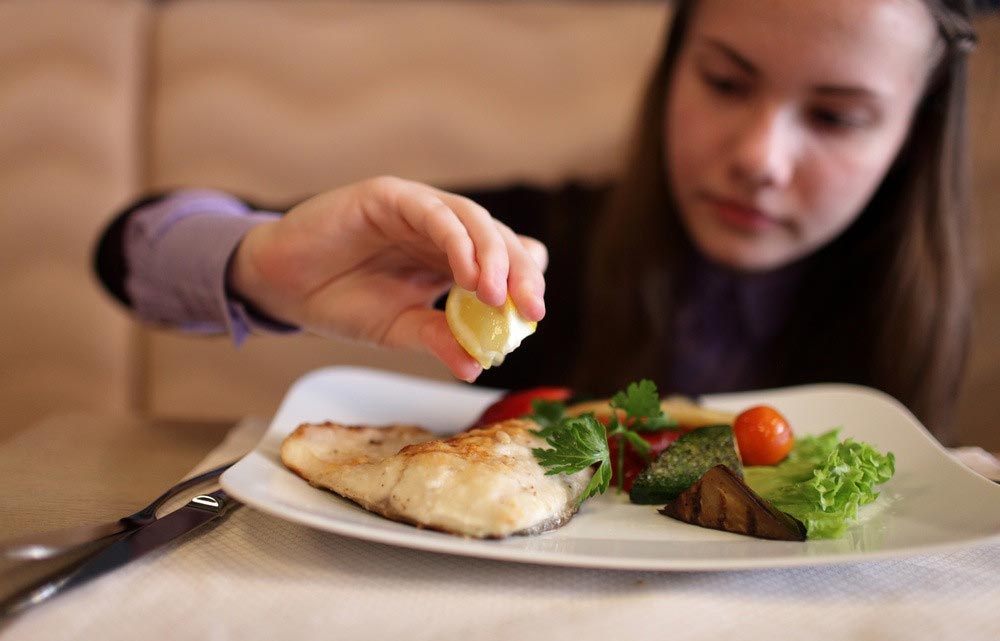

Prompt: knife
xmin=0 ymin=489 xmax=240 ymax=619
xmin=1 ymin=459 xmax=238 ymax=565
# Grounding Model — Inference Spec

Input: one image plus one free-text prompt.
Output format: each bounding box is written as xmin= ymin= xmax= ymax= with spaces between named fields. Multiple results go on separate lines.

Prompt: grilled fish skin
xmin=281 ymin=418 xmax=593 ymax=538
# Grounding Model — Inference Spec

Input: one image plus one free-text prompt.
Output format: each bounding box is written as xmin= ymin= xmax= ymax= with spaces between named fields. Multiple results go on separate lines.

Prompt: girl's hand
xmin=227 ymin=176 xmax=548 ymax=382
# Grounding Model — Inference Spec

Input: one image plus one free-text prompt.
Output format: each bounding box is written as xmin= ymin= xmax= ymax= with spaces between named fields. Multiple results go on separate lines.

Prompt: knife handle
xmin=189 ymin=489 xmax=239 ymax=516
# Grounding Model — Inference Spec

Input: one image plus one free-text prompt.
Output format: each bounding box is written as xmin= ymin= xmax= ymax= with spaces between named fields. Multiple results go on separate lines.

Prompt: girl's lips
xmin=705 ymin=196 xmax=781 ymax=232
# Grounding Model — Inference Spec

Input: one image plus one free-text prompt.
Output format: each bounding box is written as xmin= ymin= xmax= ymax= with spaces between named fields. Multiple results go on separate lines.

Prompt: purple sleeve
xmin=123 ymin=189 xmax=299 ymax=346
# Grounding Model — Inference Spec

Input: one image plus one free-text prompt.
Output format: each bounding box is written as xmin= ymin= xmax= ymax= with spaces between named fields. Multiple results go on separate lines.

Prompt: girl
xmin=577 ymin=0 xmax=978 ymax=437
xmin=96 ymin=0 xmax=978 ymax=439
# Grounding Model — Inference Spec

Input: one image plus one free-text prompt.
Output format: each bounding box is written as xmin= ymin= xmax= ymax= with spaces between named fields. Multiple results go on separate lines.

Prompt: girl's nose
xmin=728 ymin=104 xmax=796 ymax=190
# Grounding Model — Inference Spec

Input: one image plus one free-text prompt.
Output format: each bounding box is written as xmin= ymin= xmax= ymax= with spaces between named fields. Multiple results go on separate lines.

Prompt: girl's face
xmin=666 ymin=0 xmax=940 ymax=272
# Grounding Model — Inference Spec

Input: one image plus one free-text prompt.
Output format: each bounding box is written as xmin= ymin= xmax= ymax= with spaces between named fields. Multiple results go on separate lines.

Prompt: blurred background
xmin=0 ymin=0 xmax=998 ymax=449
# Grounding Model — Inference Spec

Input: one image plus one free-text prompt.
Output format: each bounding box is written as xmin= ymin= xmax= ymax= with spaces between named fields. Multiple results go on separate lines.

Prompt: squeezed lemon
xmin=445 ymin=286 xmax=537 ymax=369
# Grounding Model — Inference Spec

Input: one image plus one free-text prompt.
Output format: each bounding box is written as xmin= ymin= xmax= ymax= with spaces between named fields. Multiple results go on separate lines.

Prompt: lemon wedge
xmin=445 ymin=286 xmax=537 ymax=369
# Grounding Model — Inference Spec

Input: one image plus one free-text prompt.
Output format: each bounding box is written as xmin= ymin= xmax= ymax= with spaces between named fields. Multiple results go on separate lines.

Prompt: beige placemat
xmin=4 ymin=419 xmax=1000 ymax=641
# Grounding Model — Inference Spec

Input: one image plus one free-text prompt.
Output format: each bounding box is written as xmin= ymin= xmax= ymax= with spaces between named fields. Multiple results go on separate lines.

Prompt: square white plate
xmin=221 ymin=366 xmax=1000 ymax=571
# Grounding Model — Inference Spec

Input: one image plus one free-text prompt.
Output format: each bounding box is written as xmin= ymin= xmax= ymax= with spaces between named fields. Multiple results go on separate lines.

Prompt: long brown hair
xmin=576 ymin=0 xmax=977 ymax=440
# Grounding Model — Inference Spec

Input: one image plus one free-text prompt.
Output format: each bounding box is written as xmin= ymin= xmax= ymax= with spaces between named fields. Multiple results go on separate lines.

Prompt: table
xmin=0 ymin=412 xmax=233 ymax=540
xmin=1 ymin=411 xmax=999 ymax=641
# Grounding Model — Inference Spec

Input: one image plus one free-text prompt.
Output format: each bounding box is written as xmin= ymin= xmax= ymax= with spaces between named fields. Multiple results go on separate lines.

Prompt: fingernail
xmin=516 ymin=282 xmax=544 ymax=321
xmin=534 ymin=281 xmax=546 ymax=318
xmin=464 ymin=365 xmax=483 ymax=383
xmin=486 ymin=277 xmax=507 ymax=307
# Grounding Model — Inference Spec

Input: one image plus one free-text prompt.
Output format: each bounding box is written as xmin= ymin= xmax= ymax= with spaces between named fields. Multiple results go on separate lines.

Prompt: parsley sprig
xmin=532 ymin=415 xmax=611 ymax=505
xmin=527 ymin=399 xmax=568 ymax=435
xmin=529 ymin=380 xmax=678 ymax=503
xmin=605 ymin=380 xmax=678 ymax=491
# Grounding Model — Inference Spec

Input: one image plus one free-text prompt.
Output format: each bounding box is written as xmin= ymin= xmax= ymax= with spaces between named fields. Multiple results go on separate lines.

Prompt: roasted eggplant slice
xmin=659 ymin=465 xmax=807 ymax=541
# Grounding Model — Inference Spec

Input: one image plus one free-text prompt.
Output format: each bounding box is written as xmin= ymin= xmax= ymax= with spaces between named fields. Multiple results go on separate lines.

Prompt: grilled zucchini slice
xmin=629 ymin=424 xmax=743 ymax=504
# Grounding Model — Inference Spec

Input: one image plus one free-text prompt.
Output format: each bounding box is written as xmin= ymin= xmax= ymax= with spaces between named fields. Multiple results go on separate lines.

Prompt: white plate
xmin=221 ymin=366 xmax=1000 ymax=571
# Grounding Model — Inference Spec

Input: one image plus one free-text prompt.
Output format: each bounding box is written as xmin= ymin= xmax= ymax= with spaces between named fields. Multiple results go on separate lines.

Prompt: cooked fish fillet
xmin=281 ymin=418 xmax=593 ymax=538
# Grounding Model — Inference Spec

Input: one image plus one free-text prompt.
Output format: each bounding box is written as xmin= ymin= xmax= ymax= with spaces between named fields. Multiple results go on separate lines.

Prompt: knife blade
xmin=0 ymin=489 xmax=239 ymax=619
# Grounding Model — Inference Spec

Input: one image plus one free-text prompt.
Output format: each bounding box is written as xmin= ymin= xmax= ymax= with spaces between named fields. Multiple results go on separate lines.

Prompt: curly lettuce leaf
xmin=744 ymin=429 xmax=895 ymax=539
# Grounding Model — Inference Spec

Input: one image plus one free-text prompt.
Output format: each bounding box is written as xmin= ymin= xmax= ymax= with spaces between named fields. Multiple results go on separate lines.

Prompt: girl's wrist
xmin=226 ymin=221 xmax=290 ymax=326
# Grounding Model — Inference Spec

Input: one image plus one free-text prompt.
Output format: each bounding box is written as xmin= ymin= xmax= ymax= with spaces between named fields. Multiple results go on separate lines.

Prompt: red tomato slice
xmin=468 ymin=386 xmax=574 ymax=430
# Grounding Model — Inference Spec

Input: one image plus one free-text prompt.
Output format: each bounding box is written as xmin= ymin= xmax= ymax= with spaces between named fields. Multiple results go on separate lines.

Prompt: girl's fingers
xmin=370 ymin=178 xmax=508 ymax=305
xmin=421 ymin=314 xmax=484 ymax=383
xmin=520 ymin=235 xmax=549 ymax=272
xmin=370 ymin=178 xmax=480 ymax=291
xmin=383 ymin=307 xmax=483 ymax=382
xmin=366 ymin=177 xmax=542 ymax=315
xmin=492 ymin=221 xmax=546 ymax=322
xmin=434 ymin=190 xmax=512 ymax=307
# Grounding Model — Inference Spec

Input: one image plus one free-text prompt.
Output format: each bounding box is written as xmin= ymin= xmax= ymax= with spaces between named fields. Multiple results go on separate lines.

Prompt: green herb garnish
xmin=528 ymin=398 xmax=568 ymax=436
xmin=604 ymin=380 xmax=679 ymax=490
xmin=531 ymin=379 xmax=678 ymax=501
xmin=531 ymin=414 xmax=612 ymax=505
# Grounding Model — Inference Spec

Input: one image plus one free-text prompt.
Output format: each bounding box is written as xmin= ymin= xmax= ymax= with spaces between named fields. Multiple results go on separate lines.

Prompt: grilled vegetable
xmin=608 ymin=428 xmax=683 ymax=492
xmin=629 ymin=424 xmax=743 ymax=504
xmin=532 ymin=379 xmax=677 ymax=501
xmin=660 ymin=465 xmax=807 ymax=541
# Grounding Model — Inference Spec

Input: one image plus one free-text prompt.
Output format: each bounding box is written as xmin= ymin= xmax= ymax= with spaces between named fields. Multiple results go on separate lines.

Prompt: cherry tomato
xmin=468 ymin=386 xmax=574 ymax=429
xmin=732 ymin=405 xmax=794 ymax=465
xmin=607 ymin=429 xmax=683 ymax=492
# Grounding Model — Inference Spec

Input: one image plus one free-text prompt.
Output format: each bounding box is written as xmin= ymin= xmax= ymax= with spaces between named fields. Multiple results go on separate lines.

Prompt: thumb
xmin=383 ymin=308 xmax=483 ymax=383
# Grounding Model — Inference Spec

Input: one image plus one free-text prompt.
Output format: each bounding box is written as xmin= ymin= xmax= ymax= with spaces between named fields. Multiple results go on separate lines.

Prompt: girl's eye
xmin=700 ymin=70 xmax=750 ymax=97
xmin=809 ymin=108 xmax=874 ymax=132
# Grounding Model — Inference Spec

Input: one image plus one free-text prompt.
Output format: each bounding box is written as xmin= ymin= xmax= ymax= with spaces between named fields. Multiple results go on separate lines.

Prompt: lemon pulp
xmin=445 ymin=286 xmax=537 ymax=369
